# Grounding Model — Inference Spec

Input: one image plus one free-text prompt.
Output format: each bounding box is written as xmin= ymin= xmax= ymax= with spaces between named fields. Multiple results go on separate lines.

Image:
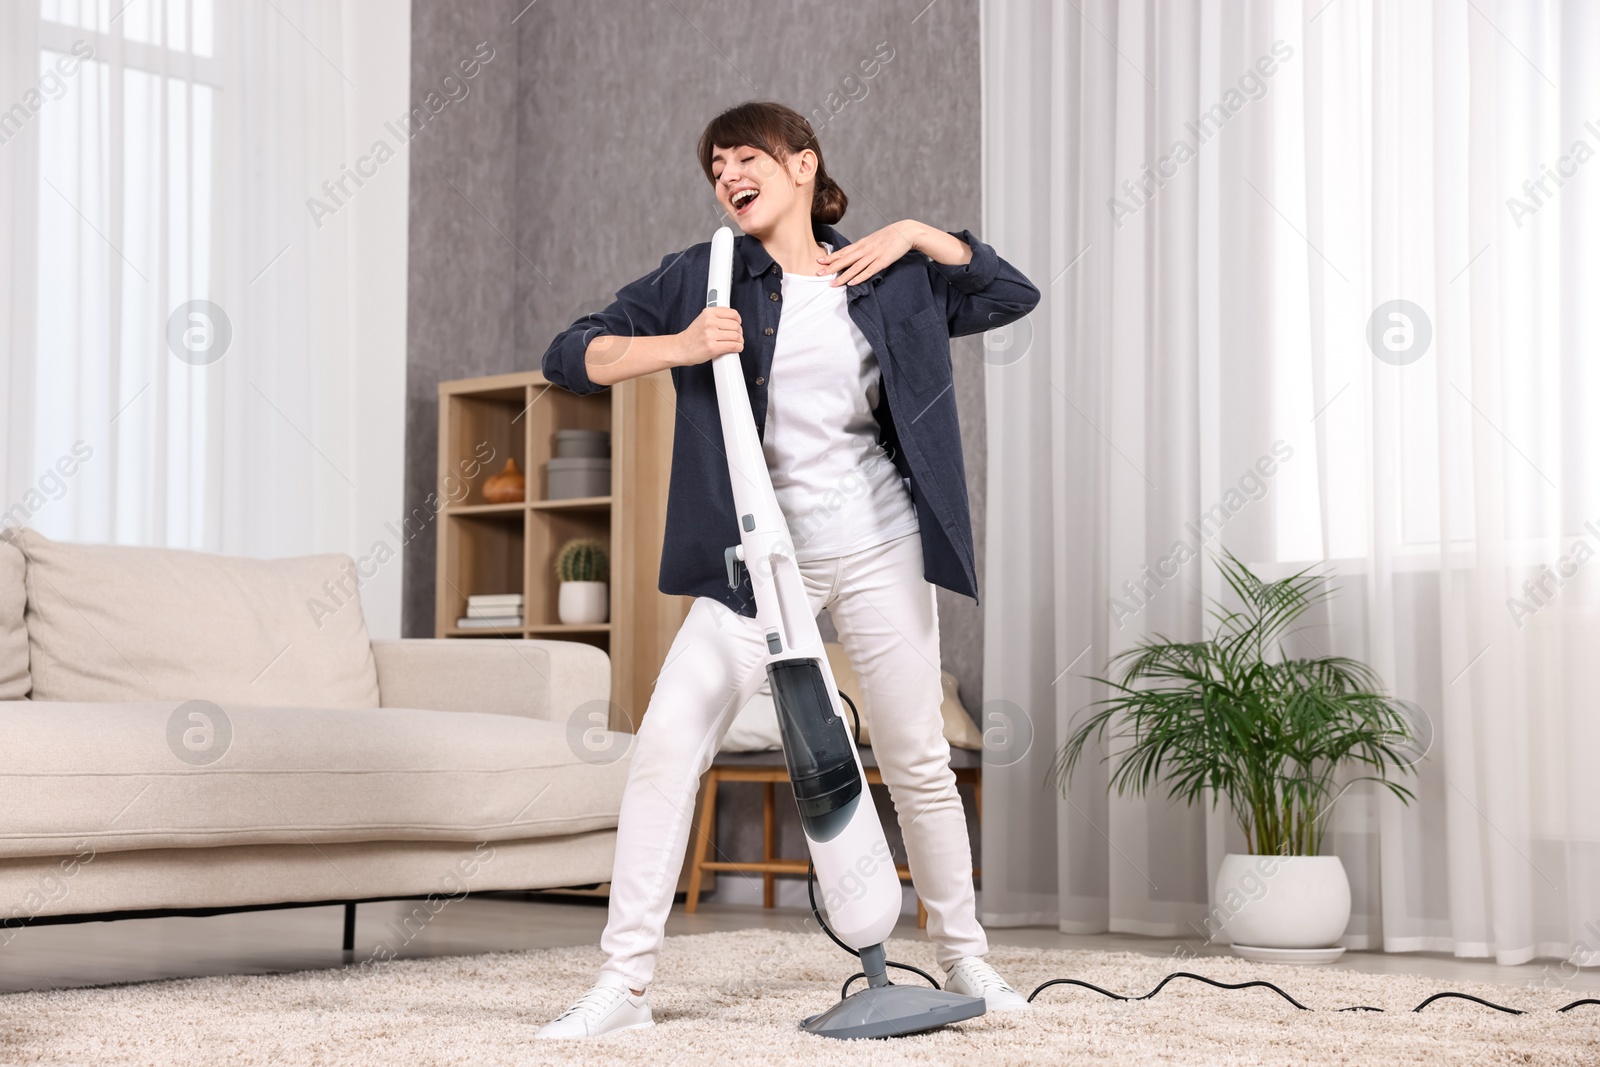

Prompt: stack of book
xmin=456 ymin=593 xmax=524 ymax=630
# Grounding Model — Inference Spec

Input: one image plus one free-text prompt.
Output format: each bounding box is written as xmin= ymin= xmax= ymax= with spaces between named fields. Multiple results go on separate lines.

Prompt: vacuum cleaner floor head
xmin=800 ymin=985 xmax=986 ymax=1039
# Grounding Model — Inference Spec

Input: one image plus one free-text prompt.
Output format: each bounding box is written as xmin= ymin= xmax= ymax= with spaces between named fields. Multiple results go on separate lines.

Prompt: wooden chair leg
xmin=685 ymin=770 xmax=719 ymax=914
xmin=762 ymin=780 xmax=775 ymax=909
xmin=917 ymin=897 xmax=928 ymax=930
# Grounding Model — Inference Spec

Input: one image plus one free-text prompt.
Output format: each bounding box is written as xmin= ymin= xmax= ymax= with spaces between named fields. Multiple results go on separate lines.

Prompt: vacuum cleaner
xmin=705 ymin=226 xmax=987 ymax=1039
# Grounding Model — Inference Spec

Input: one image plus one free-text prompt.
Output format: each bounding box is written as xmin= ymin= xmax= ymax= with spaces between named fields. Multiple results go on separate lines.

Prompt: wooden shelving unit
xmin=434 ymin=369 xmax=694 ymax=732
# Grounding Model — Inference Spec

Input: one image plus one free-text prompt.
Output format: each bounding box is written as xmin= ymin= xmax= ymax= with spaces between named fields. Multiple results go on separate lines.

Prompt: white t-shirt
xmin=762 ymin=263 xmax=920 ymax=562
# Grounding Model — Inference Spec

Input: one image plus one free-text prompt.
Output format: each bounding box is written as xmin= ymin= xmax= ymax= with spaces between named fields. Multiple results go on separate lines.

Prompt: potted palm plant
xmin=1053 ymin=550 xmax=1419 ymax=960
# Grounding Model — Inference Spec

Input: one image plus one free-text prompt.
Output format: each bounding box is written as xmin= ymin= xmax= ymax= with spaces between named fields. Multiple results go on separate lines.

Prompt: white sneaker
xmin=943 ymin=956 xmax=1032 ymax=1012
xmin=534 ymin=973 xmax=654 ymax=1039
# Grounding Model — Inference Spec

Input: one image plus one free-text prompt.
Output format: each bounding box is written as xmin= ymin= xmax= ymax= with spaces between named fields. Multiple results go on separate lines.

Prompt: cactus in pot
xmin=555 ymin=537 xmax=609 ymax=624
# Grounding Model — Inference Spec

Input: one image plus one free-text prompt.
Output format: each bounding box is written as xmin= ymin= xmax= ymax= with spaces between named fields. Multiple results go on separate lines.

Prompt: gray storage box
xmin=547 ymin=457 xmax=611 ymax=499
xmin=554 ymin=429 xmax=611 ymax=459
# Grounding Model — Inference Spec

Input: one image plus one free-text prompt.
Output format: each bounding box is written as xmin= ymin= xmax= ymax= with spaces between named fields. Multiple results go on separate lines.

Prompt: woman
xmin=535 ymin=101 xmax=1040 ymax=1039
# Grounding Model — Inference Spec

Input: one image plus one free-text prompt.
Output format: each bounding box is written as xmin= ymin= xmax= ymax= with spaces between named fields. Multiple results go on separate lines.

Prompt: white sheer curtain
xmin=981 ymin=0 xmax=1600 ymax=965
xmin=1 ymin=4 xmax=44 ymax=506
xmin=0 ymin=0 xmax=407 ymax=636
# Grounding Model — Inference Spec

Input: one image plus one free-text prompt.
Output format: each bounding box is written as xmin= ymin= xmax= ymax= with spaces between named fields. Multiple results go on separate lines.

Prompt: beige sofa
xmin=0 ymin=529 xmax=629 ymax=931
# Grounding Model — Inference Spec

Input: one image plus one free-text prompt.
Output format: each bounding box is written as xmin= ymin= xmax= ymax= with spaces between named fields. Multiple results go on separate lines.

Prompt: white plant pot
xmin=1211 ymin=853 xmax=1351 ymax=951
xmin=558 ymin=581 xmax=609 ymax=625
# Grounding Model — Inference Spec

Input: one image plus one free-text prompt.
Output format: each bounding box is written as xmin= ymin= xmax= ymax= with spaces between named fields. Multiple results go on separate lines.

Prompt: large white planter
xmin=1211 ymin=853 xmax=1351 ymax=951
xmin=558 ymin=581 xmax=609 ymax=625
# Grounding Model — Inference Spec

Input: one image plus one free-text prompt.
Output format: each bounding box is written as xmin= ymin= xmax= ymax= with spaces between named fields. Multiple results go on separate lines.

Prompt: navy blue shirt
xmin=540 ymin=222 xmax=1039 ymax=618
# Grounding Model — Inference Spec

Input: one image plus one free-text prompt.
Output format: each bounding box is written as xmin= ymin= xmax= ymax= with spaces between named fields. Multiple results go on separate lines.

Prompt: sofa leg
xmin=342 ymin=902 xmax=356 ymax=956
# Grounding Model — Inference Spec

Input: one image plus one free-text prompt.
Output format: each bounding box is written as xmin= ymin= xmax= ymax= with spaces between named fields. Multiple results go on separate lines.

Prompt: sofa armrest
xmin=370 ymin=639 xmax=609 ymax=724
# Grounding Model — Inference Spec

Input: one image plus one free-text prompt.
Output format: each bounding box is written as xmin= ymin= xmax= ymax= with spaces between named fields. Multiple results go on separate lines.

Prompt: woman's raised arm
xmin=541 ymin=248 xmax=738 ymax=395
xmin=581 ymin=306 xmax=743 ymax=387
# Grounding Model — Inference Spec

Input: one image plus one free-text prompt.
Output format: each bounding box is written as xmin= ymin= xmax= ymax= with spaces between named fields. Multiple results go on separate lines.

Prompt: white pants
xmin=597 ymin=530 xmax=988 ymax=989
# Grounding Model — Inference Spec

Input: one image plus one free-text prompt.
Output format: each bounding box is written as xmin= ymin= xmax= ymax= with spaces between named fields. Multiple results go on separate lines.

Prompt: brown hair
xmin=696 ymin=101 xmax=847 ymax=225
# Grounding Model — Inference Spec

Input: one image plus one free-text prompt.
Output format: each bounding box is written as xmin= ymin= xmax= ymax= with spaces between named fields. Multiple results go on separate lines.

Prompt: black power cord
xmin=1027 ymin=972 xmax=1600 ymax=1015
xmin=811 ymin=691 xmax=1600 ymax=1018
xmin=837 ymin=689 xmax=861 ymax=747
xmin=806 ymin=859 xmax=944 ymax=999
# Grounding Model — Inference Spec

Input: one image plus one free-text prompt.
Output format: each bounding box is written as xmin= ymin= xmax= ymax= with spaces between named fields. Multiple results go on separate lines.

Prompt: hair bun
xmin=812 ymin=172 xmax=847 ymax=225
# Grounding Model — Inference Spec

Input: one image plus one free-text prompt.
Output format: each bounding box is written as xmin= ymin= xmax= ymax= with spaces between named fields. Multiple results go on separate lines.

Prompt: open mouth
xmin=731 ymin=187 xmax=759 ymax=214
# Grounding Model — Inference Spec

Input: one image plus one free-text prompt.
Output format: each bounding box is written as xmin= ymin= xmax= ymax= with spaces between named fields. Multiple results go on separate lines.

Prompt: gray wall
xmin=405 ymin=0 xmax=986 ymax=902
xmin=404 ymin=0 xmax=526 ymax=622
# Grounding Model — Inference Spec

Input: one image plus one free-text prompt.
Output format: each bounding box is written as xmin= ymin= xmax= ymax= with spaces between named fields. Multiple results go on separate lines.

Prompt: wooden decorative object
xmin=482 ymin=458 xmax=526 ymax=503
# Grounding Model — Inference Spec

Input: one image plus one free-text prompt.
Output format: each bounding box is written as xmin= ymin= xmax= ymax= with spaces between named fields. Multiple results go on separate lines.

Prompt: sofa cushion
xmin=0 ymin=540 xmax=27 ymax=699
xmin=15 ymin=529 xmax=380 ymax=707
xmin=0 ymin=701 xmax=632 ymax=858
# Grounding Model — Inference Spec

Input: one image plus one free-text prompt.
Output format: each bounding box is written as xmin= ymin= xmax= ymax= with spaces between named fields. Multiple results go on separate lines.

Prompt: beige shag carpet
xmin=2 ymin=929 xmax=1596 ymax=1066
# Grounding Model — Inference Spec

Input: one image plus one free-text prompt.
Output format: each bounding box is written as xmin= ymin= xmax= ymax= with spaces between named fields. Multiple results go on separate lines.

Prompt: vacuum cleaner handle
xmin=703 ymin=229 xmax=804 ymax=651
xmin=707 ymin=225 xmax=734 ymax=309
xmin=701 ymin=226 xmax=902 ymax=951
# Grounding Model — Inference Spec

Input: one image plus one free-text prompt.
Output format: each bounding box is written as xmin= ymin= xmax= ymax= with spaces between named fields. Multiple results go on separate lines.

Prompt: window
xmin=1260 ymin=10 xmax=1596 ymax=571
xmin=34 ymin=0 xmax=221 ymax=544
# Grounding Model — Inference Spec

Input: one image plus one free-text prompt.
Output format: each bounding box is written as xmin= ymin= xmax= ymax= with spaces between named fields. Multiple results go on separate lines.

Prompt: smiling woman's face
xmin=709 ymin=143 xmax=814 ymax=237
